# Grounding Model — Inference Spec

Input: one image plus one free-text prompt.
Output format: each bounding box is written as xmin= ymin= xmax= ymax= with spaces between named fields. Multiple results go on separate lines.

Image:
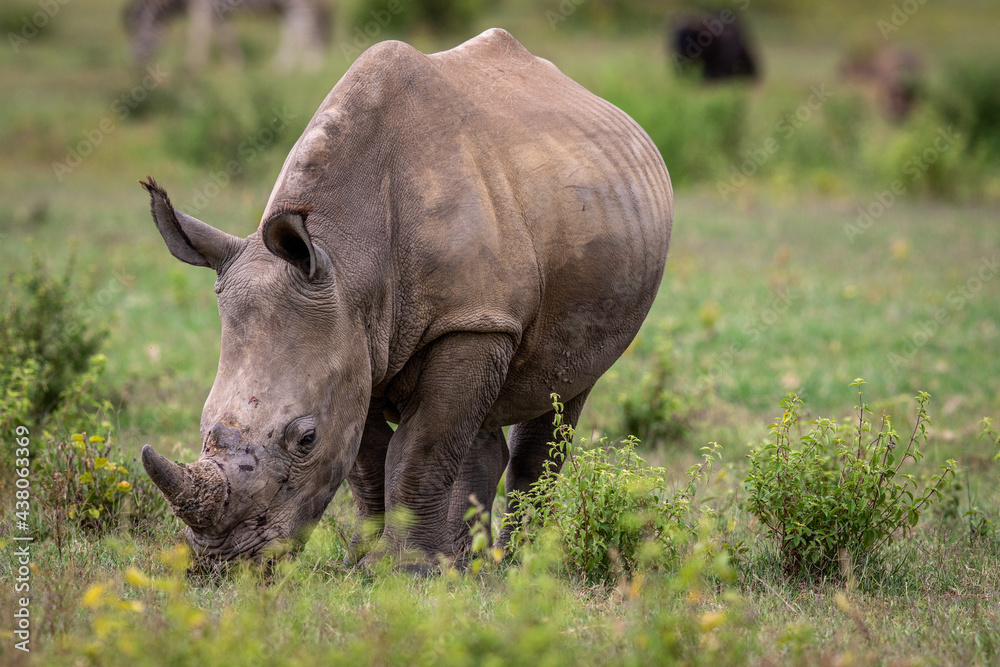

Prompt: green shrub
xmin=871 ymin=106 xmax=967 ymax=197
xmin=506 ymin=395 xmax=719 ymax=585
xmin=1 ymin=260 xmax=170 ymax=537
xmin=35 ymin=428 xmax=170 ymax=543
xmin=596 ymin=70 xmax=748 ymax=187
xmin=962 ymin=417 xmax=1000 ymax=541
xmin=24 ymin=355 xmax=170 ymax=541
xmin=979 ymin=416 xmax=1000 ymax=463
xmin=162 ymin=77 xmax=290 ymax=173
xmin=0 ymin=1 xmax=56 ymax=42
xmin=822 ymin=93 xmax=868 ymax=163
xmin=1 ymin=258 xmax=111 ymax=482
xmin=35 ymin=431 xmax=134 ymax=535
xmin=930 ymin=57 xmax=1000 ymax=164
xmin=743 ymin=380 xmax=957 ymax=581
xmin=0 ymin=258 xmax=108 ymax=433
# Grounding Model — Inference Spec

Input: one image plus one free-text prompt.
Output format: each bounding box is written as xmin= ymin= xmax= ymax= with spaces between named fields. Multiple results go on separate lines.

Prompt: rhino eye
xmin=298 ymin=431 xmax=316 ymax=450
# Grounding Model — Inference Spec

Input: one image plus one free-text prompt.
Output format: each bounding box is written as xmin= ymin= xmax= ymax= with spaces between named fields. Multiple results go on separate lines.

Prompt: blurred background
xmin=1 ymin=0 xmax=999 ymax=464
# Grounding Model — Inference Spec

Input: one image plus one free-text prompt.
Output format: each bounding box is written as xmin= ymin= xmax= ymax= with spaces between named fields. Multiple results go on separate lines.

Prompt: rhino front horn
xmin=142 ymin=444 xmax=186 ymax=497
xmin=141 ymin=444 xmax=228 ymax=531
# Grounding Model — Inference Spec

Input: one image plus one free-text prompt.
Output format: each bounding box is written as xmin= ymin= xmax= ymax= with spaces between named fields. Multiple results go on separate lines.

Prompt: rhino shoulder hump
xmin=440 ymin=28 xmax=532 ymax=62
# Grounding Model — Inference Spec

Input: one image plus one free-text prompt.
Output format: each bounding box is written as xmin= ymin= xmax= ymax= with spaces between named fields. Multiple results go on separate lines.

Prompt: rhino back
xmin=262 ymin=29 xmax=672 ymax=415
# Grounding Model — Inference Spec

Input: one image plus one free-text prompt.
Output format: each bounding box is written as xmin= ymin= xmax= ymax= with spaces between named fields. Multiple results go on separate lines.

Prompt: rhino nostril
xmin=239 ymin=464 xmax=254 ymax=472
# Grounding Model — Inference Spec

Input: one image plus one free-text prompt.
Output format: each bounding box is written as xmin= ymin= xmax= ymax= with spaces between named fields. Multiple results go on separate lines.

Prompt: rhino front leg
xmin=447 ymin=426 xmax=509 ymax=560
xmin=345 ymin=399 xmax=394 ymax=565
xmin=384 ymin=332 xmax=515 ymax=564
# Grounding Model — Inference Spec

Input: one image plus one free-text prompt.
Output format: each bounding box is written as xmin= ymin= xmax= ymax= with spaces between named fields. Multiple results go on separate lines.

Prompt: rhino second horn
xmin=141 ymin=444 xmax=228 ymax=530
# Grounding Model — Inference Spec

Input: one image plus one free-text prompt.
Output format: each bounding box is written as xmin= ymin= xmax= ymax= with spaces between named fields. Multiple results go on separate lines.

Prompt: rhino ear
xmin=262 ymin=210 xmax=328 ymax=280
xmin=140 ymin=176 xmax=239 ymax=271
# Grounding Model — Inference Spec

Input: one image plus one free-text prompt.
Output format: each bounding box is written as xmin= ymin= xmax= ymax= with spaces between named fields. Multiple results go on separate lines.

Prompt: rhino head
xmin=139 ymin=178 xmax=372 ymax=562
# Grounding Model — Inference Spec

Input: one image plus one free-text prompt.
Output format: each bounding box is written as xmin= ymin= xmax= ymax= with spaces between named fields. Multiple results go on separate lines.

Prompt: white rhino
xmin=140 ymin=28 xmax=672 ymax=565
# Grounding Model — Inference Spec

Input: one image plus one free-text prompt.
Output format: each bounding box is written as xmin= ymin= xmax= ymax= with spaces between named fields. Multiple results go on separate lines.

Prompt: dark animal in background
xmin=671 ymin=10 xmax=758 ymax=81
xmin=123 ymin=0 xmax=331 ymax=71
xmin=840 ymin=46 xmax=925 ymax=121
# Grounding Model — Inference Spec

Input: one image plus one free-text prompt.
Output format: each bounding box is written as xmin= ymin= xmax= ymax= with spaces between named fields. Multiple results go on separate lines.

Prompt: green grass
xmin=2 ymin=508 xmax=998 ymax=665
xmin=2 ymin=0 xmax=1000 ymax=664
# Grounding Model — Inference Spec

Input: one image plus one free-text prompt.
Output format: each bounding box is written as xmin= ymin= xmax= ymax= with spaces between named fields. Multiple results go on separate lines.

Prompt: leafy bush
xmin=1 ymin=260 xmax=169 ymax=536
xmin=0 ymin=1 xmax=56 ymax=41
xmin=979 ymin=417 xmax=1000 ymax=464
xmin=35 ymin=426 xmax=171 ymax=542
xmin=506 ymin=395 xmax=719 ymax=585
xmin=613 ymin=79 xmax=748 ymax=187
xmin=929 ymin=57 xmax=1000 ymax=164
xmin=0 ymin=257 xmax=107 ymax=432
xmin=743 ymin=380 xmax=957 ymax=581
xmin=15 ymin=352 xmax=171 ymax=540
xmin=162 ymin=77 xmax=290 ymax=174
xmin=962 ymin=417 xmax=1000 ymax=541
xmin=871 ymin=106 xmax=967 ymax=197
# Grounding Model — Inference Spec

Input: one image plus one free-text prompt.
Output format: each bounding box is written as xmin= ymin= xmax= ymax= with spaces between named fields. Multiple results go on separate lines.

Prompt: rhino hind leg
xmin=447 ymin=426 xmax=509 ymax=560
xmin=496 ymin=386 xmax=593 ymax=550
xmin=383 ymin=332 xmax=516 ymax=563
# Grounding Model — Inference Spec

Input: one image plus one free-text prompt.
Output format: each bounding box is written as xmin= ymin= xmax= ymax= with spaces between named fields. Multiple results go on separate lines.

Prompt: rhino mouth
xmin=184 ymin=521 xmax=301 ymax=564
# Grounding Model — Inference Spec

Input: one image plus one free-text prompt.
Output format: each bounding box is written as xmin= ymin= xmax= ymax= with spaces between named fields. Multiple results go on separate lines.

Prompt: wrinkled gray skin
xmin=140 ymin=28 xmax=672 ymax=566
